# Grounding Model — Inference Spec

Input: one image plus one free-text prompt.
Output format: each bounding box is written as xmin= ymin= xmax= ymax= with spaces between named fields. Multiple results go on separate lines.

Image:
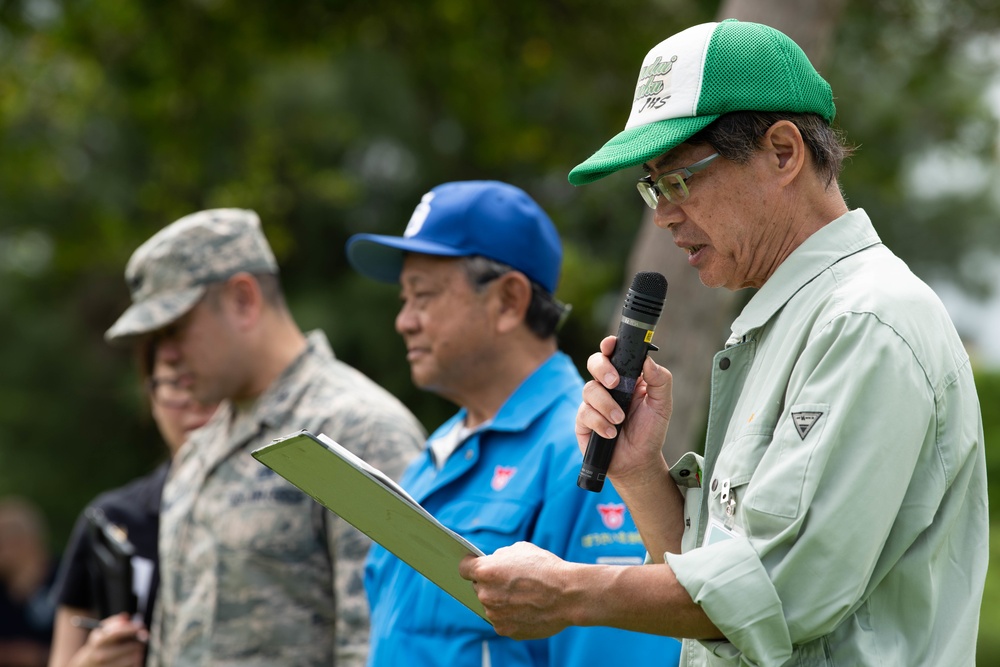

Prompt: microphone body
xmin=577 ymin=271 xmax=667 ymax=492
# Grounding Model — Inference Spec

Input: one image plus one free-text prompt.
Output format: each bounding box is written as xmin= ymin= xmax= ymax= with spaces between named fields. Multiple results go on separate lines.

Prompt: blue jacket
xmin=365 ymin=351 xmax=681 ymax=666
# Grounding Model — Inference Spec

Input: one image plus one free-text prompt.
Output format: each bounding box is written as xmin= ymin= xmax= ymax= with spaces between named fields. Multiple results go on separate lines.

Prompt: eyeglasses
xmin=636 ymin=152 xmax=720 ymax=209
xmin=146 ymin=376 xmax=192 ymax=409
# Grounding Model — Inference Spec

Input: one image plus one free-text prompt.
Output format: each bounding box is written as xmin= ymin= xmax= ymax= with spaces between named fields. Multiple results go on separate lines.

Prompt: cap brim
xmin=104 ymin=285 xmax=206 ymax=345
xmin=568 ymin=115 xmax=721 ymax=186
xmin=346 ymin=234 xmax=468 ymax=284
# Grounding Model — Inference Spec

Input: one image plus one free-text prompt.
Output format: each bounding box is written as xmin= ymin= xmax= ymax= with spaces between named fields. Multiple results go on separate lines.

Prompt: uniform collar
xmin=431 ymin=350 xmax=581 ymax=441
xmin=216 ymin=330 xmax=335 ymax=445
xmin=170 ymin=330 xmax=339 ymax=508
xmin=730 ymin=209 xmax=881 ymax=338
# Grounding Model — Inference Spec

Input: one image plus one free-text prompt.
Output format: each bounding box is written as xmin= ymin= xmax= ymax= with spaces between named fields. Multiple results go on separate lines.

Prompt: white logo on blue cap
xmin=404 ymin=192 xmax=435 ymax=238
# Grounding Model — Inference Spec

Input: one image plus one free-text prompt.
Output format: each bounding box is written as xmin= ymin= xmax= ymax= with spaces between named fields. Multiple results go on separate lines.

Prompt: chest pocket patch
xmin=791 ymin=411 xmax=823 ymax=440
xmin=746 ymin=402 xmax=830 ymax=520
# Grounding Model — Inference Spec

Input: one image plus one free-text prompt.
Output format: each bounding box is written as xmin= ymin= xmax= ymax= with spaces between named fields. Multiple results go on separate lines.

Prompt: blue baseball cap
xmin=346 ymin=180 xmax=562 ymax=293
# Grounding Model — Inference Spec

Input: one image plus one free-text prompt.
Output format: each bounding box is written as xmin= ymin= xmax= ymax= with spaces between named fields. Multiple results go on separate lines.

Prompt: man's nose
xmin=653 ymin=200 xmax=684 ymax=230
xmin=395 ymin=305 xmax=418 ymax=336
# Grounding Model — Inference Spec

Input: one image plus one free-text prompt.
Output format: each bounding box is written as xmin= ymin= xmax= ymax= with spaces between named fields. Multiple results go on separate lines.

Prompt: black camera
xmin=85 ymin=507 xmax=138 ymax=618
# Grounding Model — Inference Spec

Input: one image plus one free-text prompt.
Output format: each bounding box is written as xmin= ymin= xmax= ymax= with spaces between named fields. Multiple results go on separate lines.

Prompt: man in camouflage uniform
xmin=105 ymin=208 xmax=425 ymax=666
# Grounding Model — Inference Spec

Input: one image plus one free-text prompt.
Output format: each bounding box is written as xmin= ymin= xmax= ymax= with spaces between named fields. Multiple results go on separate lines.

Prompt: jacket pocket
xmin=705 ymin=432 xmax=772 ymax=542
xmin=436 ymin=498 xmax=536 ymax=555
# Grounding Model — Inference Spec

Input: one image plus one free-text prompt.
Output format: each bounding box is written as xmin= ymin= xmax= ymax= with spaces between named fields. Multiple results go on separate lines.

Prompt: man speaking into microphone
xmin=459 ymin=20 xmax=987 ymax=667
xmin=346 ymin=180 xmax=681 ymax=667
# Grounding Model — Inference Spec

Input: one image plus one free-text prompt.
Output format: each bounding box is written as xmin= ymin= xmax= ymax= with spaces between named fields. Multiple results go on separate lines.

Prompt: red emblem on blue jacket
xmin=597 ymin=503 xmax=626 ymax=529
xmin=491 ymin=466 xmax=517 ymax=491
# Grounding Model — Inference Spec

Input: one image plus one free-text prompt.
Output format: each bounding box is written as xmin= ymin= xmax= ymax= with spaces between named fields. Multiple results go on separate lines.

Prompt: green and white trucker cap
xmin=568 ymin=19 xmax=835 ymax=186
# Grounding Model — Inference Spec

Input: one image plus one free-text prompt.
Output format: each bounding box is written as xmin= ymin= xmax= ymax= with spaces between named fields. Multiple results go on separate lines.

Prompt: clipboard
xmin=251 ymin=429 xmax=488 ymax=621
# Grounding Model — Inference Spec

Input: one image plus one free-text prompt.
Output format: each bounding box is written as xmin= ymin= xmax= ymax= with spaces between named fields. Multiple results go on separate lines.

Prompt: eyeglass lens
xmin=149 ymin=378 xmax=189 ymax=408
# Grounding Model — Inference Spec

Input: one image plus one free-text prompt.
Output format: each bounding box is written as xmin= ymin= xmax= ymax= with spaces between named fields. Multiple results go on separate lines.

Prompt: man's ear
xmin=493 ymin=272 xmax=533 ymax=334
xmin=761 ymin=120 xmax=806 ymax=186
xmin=222 ymin=272 xmax=263 ymax=329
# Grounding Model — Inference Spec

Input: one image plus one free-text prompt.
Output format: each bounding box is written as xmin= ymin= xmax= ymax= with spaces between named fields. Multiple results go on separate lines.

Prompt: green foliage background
xmin=0 ymin=0 xmax=997 ymax=660
xmin=976 ymin=371 xmax=1000 ymax=662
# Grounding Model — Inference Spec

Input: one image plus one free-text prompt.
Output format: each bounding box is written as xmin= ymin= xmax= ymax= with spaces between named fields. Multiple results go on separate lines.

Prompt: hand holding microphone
xmin=577 ymin=271 xmax=667 ymax=492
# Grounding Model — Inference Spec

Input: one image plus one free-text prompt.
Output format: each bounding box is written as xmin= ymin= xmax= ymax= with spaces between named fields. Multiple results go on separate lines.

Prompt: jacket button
xmin=719 ymin=357 xmax=731 ymax=370
xmin=711 ymin=478 xmax=718 ymax=491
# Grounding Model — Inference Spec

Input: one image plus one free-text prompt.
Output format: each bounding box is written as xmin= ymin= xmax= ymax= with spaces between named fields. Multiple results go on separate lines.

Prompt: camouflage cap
xmin=104 ymin=208 xmax=279 ymax=344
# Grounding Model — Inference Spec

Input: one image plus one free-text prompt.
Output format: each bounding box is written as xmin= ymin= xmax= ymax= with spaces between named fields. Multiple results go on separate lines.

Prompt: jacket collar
xmin=430 ymin=350 xmax=582 ymax=441
xmin=730 ymin=209 xmax=881 ymax=338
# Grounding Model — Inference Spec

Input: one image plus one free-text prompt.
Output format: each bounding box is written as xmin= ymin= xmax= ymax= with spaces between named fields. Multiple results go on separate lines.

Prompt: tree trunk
xmin=616 ymin=0 xmax=849 ymax=465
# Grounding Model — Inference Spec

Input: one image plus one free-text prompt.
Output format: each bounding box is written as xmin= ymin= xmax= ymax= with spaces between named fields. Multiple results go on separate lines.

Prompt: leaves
xmin=0 ymin=0 xmax=998 ymax=551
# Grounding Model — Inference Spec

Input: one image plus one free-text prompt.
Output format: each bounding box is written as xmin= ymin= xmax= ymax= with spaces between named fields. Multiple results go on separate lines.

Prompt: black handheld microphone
xmin=577 ymin=271 xmax=667 ymax=492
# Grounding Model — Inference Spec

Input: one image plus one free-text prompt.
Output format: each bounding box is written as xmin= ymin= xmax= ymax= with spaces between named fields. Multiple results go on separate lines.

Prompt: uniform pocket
xmin=745 ymin=402 xmax=829 ymax=520
xmin=705 ymin=432 xmax=771 ymax=543
xmin=436 ymin=498 xmax=536 ymax=555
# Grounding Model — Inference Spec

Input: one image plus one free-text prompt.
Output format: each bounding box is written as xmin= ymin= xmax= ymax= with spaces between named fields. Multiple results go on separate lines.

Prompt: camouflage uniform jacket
xmin=148 ymin=330 xmax=424 ymax=667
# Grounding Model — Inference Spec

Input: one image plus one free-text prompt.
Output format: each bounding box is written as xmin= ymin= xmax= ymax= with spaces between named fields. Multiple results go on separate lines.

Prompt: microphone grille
xmin=630 ymin=271 xmax=667 ymax=300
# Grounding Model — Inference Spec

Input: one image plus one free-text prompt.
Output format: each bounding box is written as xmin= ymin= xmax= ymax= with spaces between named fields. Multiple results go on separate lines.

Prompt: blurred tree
xmin=0 ymin=0 xmax=997 ymax=562
xmin=0 ymin=0 xmax=714 ymax=546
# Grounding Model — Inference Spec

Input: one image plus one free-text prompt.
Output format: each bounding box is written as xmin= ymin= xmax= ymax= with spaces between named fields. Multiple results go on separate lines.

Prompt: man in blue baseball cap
xmin=346 ymin=180 xmax=682 ymax=667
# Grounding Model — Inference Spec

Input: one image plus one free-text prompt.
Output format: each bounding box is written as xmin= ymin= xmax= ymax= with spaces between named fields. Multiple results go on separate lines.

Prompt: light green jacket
xmin=666 ymin=209 xmax=988 ymax=666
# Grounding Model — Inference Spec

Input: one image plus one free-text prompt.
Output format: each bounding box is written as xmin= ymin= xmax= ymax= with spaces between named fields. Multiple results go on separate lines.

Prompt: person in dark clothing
xmin=47 ymin=346 xmax=217 ymax=667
